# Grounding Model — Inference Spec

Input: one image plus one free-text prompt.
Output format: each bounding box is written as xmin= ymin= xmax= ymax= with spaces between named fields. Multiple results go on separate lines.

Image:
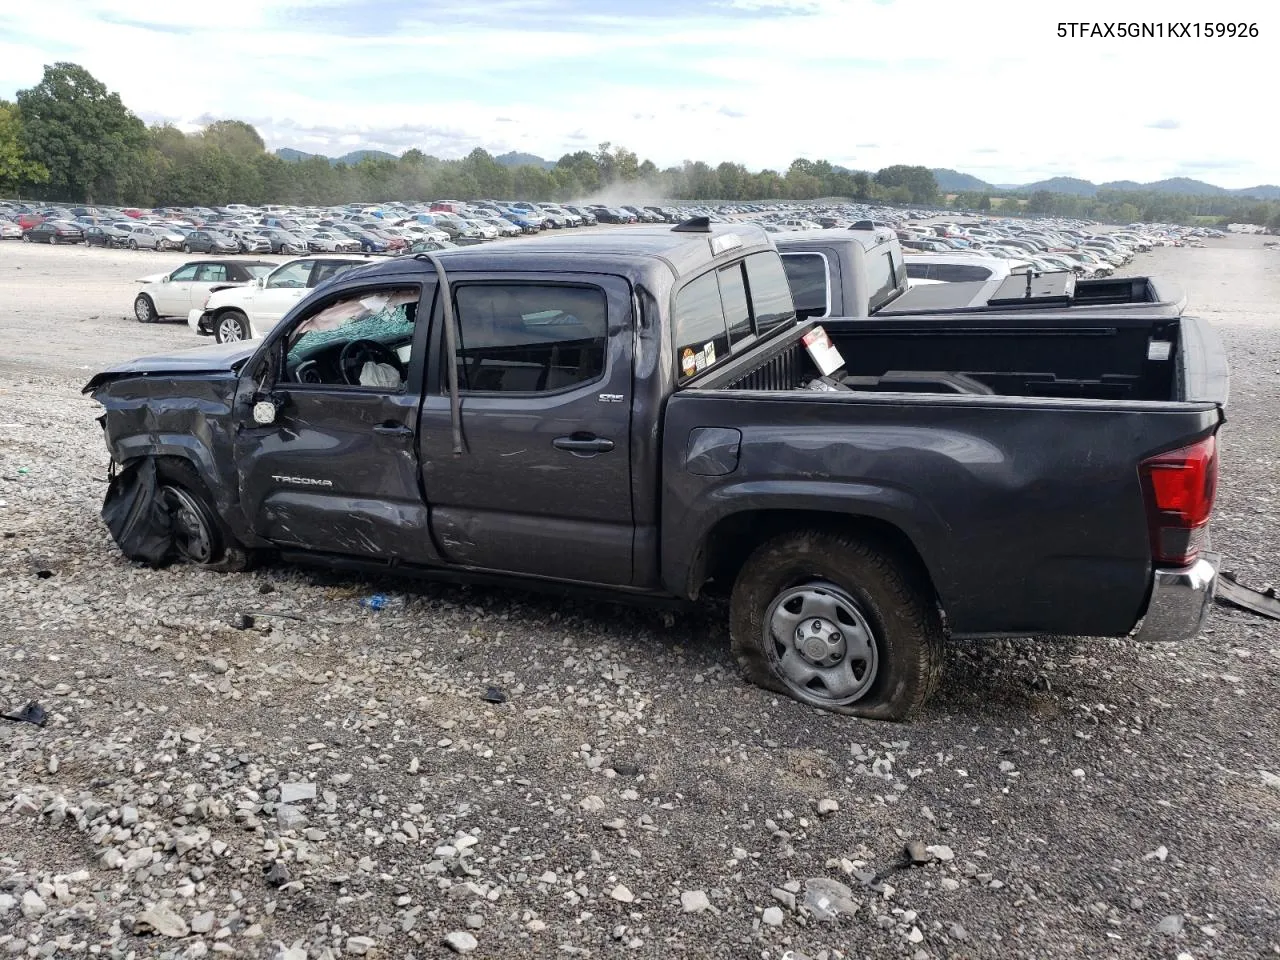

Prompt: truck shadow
xmin=293 ymin=566 xmax=1096 ymax=722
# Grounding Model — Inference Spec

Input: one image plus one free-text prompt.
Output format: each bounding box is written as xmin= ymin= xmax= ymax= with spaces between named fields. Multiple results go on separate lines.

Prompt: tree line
xmin=3 ymin=62 xmax=1279 ymax=231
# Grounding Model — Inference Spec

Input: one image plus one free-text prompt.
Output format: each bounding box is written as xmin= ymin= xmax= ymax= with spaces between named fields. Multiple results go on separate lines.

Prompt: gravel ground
xmin=1 ymin=236 xmax=1278 ymax=960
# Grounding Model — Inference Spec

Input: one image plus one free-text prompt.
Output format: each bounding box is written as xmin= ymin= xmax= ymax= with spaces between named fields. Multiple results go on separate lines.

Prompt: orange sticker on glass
xmin=681 ymin=347 xmax=697 ymax=377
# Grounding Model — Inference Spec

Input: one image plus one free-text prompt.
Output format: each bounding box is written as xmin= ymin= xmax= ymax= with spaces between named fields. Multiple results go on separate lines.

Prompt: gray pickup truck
xmin=774 ymin=226 xmax=1178 ymax=320
xmin=85 ymin=219 xmax=1229 ymax=721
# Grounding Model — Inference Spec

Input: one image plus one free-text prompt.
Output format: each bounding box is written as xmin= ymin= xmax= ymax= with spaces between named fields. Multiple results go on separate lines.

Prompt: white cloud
xmin=2 ymin=0 xmax=1278 ymax=186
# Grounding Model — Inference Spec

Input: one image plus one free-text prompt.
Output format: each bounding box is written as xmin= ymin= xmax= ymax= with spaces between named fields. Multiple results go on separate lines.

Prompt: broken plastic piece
xmin=100 ymin=458 xmax=174 ymax=567
xmin=359 ymin=594 xmax=404 ymax=612
xmin=481 ymin=686 xmax=508 ymax=704
xmin=2 ymin=701 xmax=47 ymax=727
xmin=1216 ymin=573 xmax=1280 ymax=621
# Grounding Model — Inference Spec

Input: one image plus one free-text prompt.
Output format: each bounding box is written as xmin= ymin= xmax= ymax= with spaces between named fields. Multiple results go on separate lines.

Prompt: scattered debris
xmin=803 ymin=877 xmax=860 ymax=920
xmin=229 ymin=612 xmax=256 ymax=630
xmin=481 ymin=686 xmax=508 ymax=704
xmin=1 ymin=701 xmax=47 ymax=726
xmin=1216 ymin=572 xmax=1280 ymax=620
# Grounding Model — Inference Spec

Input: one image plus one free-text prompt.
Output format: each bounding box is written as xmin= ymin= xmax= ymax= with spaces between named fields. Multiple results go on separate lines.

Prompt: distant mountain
xmin=495 ymin=151 xmax=557 ymax=170
xmin=1099 ymin=179 xmax=1145 ymax=192
xmin=1236 ymin=184 xmax=1280 ymax=199
xmin=276 ymin=147 xmax=323 ymax=162
xmin=1019 ymin=177 xmax=1098 ymax=197
xmin=274 ymin=147 xmax=398 ymax=166
xmin=931 ymin=168 xmax=993 ymax=192
xmin=338 ymin=149 xmax=397 ymax=165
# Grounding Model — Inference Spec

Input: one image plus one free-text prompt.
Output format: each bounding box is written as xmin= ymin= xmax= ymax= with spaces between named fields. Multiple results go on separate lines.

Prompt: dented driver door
xmin=233 ymin=279 xmax=441 ymax=564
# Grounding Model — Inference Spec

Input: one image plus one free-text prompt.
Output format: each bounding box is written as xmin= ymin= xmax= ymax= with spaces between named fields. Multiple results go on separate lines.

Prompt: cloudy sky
xmin=2 ymin=0 xmax=1277 ymax=187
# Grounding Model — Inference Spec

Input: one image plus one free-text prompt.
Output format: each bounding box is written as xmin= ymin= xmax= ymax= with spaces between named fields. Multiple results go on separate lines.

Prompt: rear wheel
xmin=155 ymin=459 xmax=251 ymax=571
xmin=128 ymin=238 xmax=138 ymax=250
xmin=214 ymin=309 xmax=250 ymax=343
xmin=730 ymin=529 xmax=943 ymax=721
xmin=183 ymin=243 xmax=192 ymax=253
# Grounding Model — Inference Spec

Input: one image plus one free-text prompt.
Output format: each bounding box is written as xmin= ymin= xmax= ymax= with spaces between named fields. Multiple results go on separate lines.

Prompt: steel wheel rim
xmin=217 ymin=316 xmax=244 ymax=342
xmin=161 ymin=485 xmax=214 ymax=564
xmin=764 ymin=581 xmax=879 ymax=706
xmin=134 ymin=297 xmax=152 ymax=322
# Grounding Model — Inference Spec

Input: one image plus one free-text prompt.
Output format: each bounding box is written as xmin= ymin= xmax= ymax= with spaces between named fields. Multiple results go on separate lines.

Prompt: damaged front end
xmin=84 ymin=343 xmax=259 ymax=564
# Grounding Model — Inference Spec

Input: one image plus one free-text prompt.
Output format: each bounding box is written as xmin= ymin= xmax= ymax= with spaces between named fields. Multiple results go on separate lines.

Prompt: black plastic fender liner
xmin=1216 ymin=573 xmax=1280 ymax=621
xmin=100 ymin=458 xmax=174 ymax=567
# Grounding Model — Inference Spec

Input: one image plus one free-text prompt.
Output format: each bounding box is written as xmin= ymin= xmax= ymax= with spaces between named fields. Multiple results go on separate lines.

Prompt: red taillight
xmin=1139 ymin=434 xmax=1217 ymax=566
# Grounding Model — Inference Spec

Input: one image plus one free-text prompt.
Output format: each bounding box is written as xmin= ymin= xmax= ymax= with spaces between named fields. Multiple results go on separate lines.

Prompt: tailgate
xmin=1177 ymin=315 xmax=1230 ymax=407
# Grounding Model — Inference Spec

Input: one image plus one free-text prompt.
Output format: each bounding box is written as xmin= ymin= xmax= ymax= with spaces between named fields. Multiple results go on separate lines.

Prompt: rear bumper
xmin=1132 ymin=553 xmax=1219 ymax=643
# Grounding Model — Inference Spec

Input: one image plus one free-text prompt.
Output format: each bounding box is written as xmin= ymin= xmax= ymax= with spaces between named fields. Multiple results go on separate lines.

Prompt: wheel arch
xmin=689 ymin=508 xmax=943 ymax=616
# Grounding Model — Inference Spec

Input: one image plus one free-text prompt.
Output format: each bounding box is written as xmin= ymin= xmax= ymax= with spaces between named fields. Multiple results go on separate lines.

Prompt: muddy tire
xmin=154 ymin=458 xmax=252 ymax=572
xmin=730 ymin=529 xmax=943 ymax=721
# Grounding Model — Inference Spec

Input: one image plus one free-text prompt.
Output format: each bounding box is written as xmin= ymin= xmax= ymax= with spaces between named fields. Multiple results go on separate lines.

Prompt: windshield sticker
xmin=703 ymin=341 xmax=716 ymax=366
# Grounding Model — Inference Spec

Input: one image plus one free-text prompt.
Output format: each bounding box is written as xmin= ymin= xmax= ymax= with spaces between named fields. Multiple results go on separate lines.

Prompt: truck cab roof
xmin=336 ymin=220 xmax=779 ymax=288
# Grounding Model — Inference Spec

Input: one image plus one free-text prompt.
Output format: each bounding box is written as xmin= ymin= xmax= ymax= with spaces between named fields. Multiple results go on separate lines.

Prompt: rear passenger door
xmin=418 ymin=274 xmax=635 ymax=585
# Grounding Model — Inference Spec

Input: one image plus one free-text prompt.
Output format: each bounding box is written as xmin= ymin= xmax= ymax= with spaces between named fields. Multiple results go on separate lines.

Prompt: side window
xmin=284 ymin=286 xmax=421 ymax=390
xmin=674 ymin=272 xmax=728 ymax=381
xmin=743 ymin=252 xmax=796 ymax=335
xmin=453 ymin=283 xmax=607 ymax=394
xmin=780 ymin=253 xmax=830 ymax=320
xmin=310 ymin=260 xmax=361 ymax=288
xmin=866 ymin=248 xmax=899 ymax=312
xmin=717 ymin=263 xmax=753 ymax=345
xmin=170 ymin=264 xmax=200 ymax=282
xmin=267 ymin=261 xmax=312 ymax=288
xmin=905 ymin=262 xmax=929 ymax=280
xmin=196 ymin=264 xmax=228 ymax=282
xmin=932 ymin=264 xmax=993 ymax=283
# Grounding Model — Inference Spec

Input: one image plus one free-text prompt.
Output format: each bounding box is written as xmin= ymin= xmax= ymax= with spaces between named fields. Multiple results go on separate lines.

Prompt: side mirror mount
xmin=258 ymin=276 xmax=267 ymax=288
xmin=161 ymin=275 xmax=170 ymax=283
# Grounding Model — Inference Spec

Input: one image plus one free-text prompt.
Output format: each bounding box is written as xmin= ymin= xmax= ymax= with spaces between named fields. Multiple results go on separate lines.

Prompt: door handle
xmin=553 ymin=434 xmax=615 ymax=454
xmin=374 ymin=423 xmax=413 ymax=437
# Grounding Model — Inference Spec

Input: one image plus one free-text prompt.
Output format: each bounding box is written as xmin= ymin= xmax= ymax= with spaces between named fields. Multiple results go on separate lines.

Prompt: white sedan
xmin=133 ymin=259 xmax=275 ymax=323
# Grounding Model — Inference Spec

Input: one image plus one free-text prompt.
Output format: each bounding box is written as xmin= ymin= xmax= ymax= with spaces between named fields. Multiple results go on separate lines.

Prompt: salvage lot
xmin=1 ymin=237 xmax=1278 ymax=958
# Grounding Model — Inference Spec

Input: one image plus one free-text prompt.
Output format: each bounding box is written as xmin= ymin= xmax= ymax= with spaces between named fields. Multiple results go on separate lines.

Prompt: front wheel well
xmin=694 ymin=509 xmax=940 ymax=607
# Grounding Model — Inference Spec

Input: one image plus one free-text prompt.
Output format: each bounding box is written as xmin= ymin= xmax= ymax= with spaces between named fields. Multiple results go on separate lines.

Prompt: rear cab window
xmin=780 ymin=252 xmax=830 ymax=320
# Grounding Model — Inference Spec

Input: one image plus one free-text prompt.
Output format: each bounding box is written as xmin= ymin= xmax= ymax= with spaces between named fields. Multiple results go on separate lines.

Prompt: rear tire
xmin=49 ymin=233 xmax=58 ymax=245
xmin=155 ymin=458 xmax=252 ymax=572
xmin=730 ymin=529 xmax=943 ymax=721
xmin=128 ymin=238 xmax=138 ymax=250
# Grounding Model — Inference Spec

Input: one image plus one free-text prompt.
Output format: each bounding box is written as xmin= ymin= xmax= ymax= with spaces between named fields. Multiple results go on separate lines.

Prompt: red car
xmin=17 ymin=213 xmax=45 ymax=229
xmin=120 ymin=209 xmax=145 ymax=219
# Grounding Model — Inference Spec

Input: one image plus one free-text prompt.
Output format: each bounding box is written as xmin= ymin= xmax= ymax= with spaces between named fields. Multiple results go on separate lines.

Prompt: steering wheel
xmin=339 ymin=339 xmax=405 ymax=386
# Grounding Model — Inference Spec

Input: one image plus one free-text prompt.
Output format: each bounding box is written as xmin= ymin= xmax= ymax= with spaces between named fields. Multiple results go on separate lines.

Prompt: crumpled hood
xmin=83 ymin=340 xmax=259 ymax=394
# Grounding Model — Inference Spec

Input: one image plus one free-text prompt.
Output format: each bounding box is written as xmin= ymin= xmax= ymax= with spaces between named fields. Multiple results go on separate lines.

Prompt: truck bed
xmin=694 ymin=311 xmax=1228 ymax=404
xmin=664 ymin=313 xmax=1227 ymax=639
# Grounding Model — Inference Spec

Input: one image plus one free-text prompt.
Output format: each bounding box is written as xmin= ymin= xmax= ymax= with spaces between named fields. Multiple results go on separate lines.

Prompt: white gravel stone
xmin=681 ymin=890 xmax=711 ymax=913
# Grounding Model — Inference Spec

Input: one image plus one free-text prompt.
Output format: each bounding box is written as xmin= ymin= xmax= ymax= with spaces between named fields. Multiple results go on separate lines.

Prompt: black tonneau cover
xmin=882 ymin=274 xmax=1186 ymax=319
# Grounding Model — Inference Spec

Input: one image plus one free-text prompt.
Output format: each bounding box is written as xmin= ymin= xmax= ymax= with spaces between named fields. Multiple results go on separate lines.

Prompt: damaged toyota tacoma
xmin=84 ymin=220 xmax=1229 ymax=720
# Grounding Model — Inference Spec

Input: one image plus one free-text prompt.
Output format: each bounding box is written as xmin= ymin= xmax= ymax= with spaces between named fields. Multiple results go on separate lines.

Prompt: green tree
xmin=202 ymin=120 xmax=265 ymax=159
xmin=0 ymin=100 xmax=49 ymax=192
xmin=873 ymin=165 xmax=937 ymax=204
xmin=15 ymin=63 xmax=147 ymax=203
